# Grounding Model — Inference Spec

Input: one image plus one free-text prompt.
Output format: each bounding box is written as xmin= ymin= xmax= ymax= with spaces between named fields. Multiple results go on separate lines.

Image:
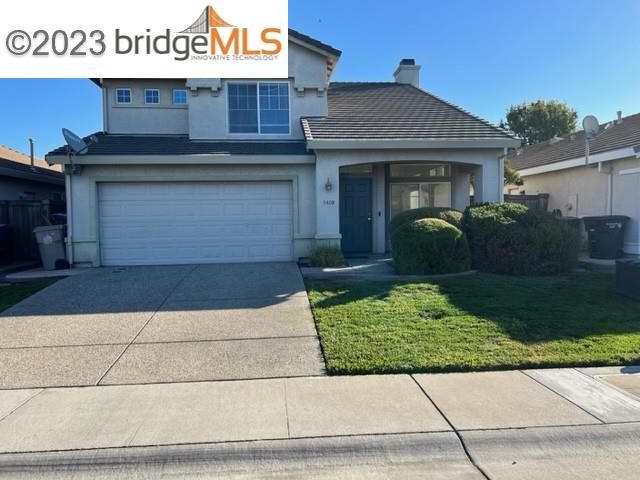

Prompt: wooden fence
xmin=0 ymin=200 xmax=66 ymax=260
xmin=503 ymin=194 xmax=549 ymax=212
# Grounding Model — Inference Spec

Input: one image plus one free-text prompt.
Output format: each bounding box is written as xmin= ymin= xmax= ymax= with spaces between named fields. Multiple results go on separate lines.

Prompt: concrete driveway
xmin=0 ymin=263 xmax=325 ymax=389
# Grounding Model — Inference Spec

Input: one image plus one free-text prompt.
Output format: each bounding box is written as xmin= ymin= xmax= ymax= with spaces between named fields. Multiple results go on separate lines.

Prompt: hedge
xmin=391 ymin=218 xmax=471 ymax=275
xmin=390 ymin=207 xmax=463 ymax=234
xmin=462 ymin=202 xmax=579 ymax=275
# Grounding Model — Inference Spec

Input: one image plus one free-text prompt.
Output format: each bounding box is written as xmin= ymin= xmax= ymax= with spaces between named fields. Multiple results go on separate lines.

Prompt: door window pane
xmin=390 ymin=184 xmax=420 ymax=218
xmin=420 ymin=183 xmax=451 ymax=208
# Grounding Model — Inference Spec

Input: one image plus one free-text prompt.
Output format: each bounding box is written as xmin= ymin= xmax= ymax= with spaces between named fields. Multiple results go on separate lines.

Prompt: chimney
xmin=617 ymin=111 xmax=623 ymax=123
xmin=394 ymin=58 xmax=421 ymax=88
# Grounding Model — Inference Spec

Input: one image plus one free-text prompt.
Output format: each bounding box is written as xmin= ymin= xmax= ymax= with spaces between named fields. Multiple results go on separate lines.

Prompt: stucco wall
xmin=0 ymin=177 xmax=64 ymax=201
xmin=104 ymin=79 xmax=189 ymax=135
xmin=66 ymin=162 xmax=316 ymax=266
xmin=103 ymin=42 xmax=329 ymax=139
xmin=521 ymin=157 xmax=640 ymax=254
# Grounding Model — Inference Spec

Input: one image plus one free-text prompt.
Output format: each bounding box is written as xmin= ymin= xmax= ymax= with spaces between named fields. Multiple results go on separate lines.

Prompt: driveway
xmin=0 ymin=263 xmax=325 ymax=389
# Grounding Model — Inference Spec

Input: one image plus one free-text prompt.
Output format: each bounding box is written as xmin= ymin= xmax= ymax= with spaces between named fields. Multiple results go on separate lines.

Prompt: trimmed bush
xmin=462 ymin=202 xmax=579 ymax=275
xmin=390 ymin=207 xmax=463 ymax=233
xmin=391 ymin=218 xmax=471 ymax=275
xmin=309 ymin=246 xmax=345 ymax=268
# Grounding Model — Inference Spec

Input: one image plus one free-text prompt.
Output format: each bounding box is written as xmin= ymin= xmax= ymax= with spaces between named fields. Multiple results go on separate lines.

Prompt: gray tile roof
xmin=46 ymin=133 xmax=310 ymax=157
xmin=288 ymin=29 xmax=341 ymax=57
xmin=506 ymin=112 xmax=640 ymax=171
xmin=0 ymin=158 xmax=64 ymax=184
xmin=301 ymin=82 xmax=515 ymax=141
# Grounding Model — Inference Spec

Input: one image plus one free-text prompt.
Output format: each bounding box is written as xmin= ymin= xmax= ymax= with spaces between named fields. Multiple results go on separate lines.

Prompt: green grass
xmin=306 ymin=272 xmax=640 ymax=375
xmin=0 ymin=280 xmax=57 ymax=313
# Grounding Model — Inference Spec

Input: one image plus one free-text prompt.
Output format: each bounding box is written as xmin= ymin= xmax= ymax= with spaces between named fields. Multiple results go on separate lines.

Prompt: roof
xmin=301 ymin=83 xmax=516 ymax=143
xmin=46 ymin=133 xmax=310 ymax=157
xmin=287 ymin=28 xmax=341 ymax=58
xmin=506 ymin=112 xmax=640 ymax=171
xmin=0 ymin=145 xmax=61 ymax=172
xmin=89 ymin=30 xmax=342 ymax=88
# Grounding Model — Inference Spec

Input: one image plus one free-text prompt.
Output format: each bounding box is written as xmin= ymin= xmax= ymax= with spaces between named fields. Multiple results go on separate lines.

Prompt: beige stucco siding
xmin=521 ymin=156 xmax=640 ymax=254
xmin=66 ymin=163 xmax=316 ymax=266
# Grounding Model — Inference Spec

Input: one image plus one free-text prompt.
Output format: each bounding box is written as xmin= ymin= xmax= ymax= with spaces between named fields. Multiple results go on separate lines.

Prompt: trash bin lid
xmin=33 ymin=224 xmax=66 ymax=233
xmin=582 ymin=215 xmax=630 ymax=222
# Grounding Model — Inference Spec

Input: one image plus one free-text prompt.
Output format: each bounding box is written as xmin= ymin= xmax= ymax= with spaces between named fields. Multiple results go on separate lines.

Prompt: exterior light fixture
xmin=325 ymin=178 xmax=333 ymax=192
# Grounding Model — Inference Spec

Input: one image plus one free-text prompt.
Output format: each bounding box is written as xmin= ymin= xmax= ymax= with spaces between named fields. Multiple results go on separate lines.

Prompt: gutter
xmin=306 ymin=138 xmax=521 ymax=150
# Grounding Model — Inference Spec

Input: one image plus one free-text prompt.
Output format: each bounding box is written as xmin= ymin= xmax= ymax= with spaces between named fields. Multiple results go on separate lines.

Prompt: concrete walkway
xmin=0 ymin=368 xmax=639 ymax=456
xmin=0 ymin=263 xmax=325 ymax=389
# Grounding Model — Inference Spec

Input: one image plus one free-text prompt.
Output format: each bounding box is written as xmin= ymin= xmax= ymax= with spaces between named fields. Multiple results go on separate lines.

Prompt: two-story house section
xmin=46 ymin=29 xmax=519 ymax=267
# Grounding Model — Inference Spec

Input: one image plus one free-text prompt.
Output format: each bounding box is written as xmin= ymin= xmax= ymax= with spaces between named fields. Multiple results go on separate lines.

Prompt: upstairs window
xmin=115 ymin=88 xmax=131 ymax=104
xmin=228 ymin=82 xmax=290 ymax=134
xmin=144 ymin=89 xmax=160 ymax=104
xmin=173 ymin=89 xmax=188 ymax=105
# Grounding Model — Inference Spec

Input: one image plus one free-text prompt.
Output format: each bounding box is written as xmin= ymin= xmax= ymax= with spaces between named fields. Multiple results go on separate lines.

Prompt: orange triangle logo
xmin=208 ymin=6 xmax=234 ymax=28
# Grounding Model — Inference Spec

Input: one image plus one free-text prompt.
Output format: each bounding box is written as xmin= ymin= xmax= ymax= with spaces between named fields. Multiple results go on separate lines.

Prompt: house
xmin=0 ymin=145 xmax=64 ymax=201
xmin=505 ymin=112 xmax=640 ymax=255
xmin=45 ymin=29 xmax=519 ymax=267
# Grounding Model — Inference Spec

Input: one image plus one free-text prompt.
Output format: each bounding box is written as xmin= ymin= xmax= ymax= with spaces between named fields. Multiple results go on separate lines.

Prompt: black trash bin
xmin=582 ymin=216 xmax=629 ymax=259
xmin=0 ymin=224 xmax=13 ymax=265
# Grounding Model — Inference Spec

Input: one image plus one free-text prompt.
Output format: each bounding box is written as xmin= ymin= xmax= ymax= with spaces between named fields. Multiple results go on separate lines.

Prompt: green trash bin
xmin=582 ymin=216 xmax=629 ymax=259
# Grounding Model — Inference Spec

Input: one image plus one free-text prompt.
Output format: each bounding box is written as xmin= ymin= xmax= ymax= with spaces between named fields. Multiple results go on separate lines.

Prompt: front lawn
xmin=306 ymin=272 xmax=640 ymax=375
xmin=0 ymin=280 xmax=56 ymax=313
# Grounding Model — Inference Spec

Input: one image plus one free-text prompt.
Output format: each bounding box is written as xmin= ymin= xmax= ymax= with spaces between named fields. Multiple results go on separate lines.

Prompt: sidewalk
xmin=0 ymin=367 xmax=639 ymax=454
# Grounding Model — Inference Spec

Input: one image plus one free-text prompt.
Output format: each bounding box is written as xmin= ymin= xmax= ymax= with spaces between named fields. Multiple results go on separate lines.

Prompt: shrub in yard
xmin=390 ymin=207 xmax=463 ymax=233
xmin=308 ymin=246 xmax=346 ymax=268
xmin=461 ymin=202 xmax=579 ymax=275
xmin=391 ymin=218 xmax=471 ymax=275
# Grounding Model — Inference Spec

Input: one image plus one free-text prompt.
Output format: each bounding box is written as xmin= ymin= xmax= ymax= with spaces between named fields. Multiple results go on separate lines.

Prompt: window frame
xmin=226 ymin=81 xmax=291 ymax=135
xmin=172 ymin=89 xmax=188 ymax=105
xmin=115 ymin=88 xmax=132 ymax=105
xmin=144 ymin=88 xmax=161 ymax=105
xmin=389 ymin=181 xmax=452 ymax=220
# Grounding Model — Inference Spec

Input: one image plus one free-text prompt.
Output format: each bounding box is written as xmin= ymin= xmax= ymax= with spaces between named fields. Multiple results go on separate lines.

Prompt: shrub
xmin=390 ymin=207 xmax=463 ymax=233
xmin=309 ymin=246 xmax=346 ymax=268
xmin=391 ymin=218 xmax=471 ymax=275
xmin=462 ymin=202 xmax=579 ymax=275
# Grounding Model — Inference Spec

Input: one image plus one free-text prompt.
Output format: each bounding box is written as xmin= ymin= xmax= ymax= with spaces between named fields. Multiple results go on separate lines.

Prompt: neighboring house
xmin=505 ymin=112 xmax=640 ymax=255
xmin=0 ymin=145 xmax=64 ymax=201
xmin=46 ymin=29 xmax=518 ymax=267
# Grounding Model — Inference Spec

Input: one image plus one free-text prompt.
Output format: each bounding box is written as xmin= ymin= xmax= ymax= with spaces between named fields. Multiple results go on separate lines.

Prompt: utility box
xmin=616 ymin=259 xmax=640 ymax=301
xmin=33 ymin=225 xmax=66 ymax=270
xmin=583 ymin=216 xmax=629 ymax=259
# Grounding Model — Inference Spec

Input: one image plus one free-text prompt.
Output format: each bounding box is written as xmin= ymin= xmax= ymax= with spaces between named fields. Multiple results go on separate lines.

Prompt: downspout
xmin=597 ymin=162 xmax=614 ymax=216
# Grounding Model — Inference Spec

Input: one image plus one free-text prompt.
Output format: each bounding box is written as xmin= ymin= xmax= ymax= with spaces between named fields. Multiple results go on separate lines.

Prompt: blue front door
xmin=340 ymin=178 xmax=372 ymax=253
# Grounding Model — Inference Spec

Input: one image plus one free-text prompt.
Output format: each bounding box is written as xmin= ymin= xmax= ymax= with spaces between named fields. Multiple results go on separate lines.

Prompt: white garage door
xmin=98 ymin=182 xmax=293 ymax=266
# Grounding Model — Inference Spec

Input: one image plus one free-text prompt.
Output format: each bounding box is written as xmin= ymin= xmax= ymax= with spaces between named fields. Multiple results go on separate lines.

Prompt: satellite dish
xmin=582 ymin=115 xmax=600 ymax=139
xmin=62 ymin=128 xmax=90 ymax=155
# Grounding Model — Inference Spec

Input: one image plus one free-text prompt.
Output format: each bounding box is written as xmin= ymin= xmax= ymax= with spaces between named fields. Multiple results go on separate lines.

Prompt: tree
xmin=504 ymin=162 xmax=522 ymax=186
xmin=502 ymin=100 xmax=578 ymax=146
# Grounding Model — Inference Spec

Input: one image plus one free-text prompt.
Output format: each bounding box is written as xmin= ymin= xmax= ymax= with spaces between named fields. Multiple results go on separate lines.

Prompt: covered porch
xmin=313 ymin=150 xmax=505 ymax=254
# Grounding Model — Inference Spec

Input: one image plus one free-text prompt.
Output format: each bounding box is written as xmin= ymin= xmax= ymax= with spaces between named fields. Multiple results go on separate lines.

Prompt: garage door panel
xmin=98 ymin=182 xmax=294 ymax=266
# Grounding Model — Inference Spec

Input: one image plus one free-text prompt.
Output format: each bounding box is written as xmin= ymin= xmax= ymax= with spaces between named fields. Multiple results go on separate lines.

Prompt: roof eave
xmin=306 ymin=138 xmax=521 ymax=150
xmin=517 ymin=146 xmax=638 ymax=176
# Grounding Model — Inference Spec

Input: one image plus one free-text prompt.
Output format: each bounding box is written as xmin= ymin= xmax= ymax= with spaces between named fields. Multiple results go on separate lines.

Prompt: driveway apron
xmin=0 ymin=263 xmax=325 ymax=389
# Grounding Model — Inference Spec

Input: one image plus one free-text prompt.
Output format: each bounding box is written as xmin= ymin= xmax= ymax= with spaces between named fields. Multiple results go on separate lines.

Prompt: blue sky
xmin=1 ymin=0 xmax=638 ymax=158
